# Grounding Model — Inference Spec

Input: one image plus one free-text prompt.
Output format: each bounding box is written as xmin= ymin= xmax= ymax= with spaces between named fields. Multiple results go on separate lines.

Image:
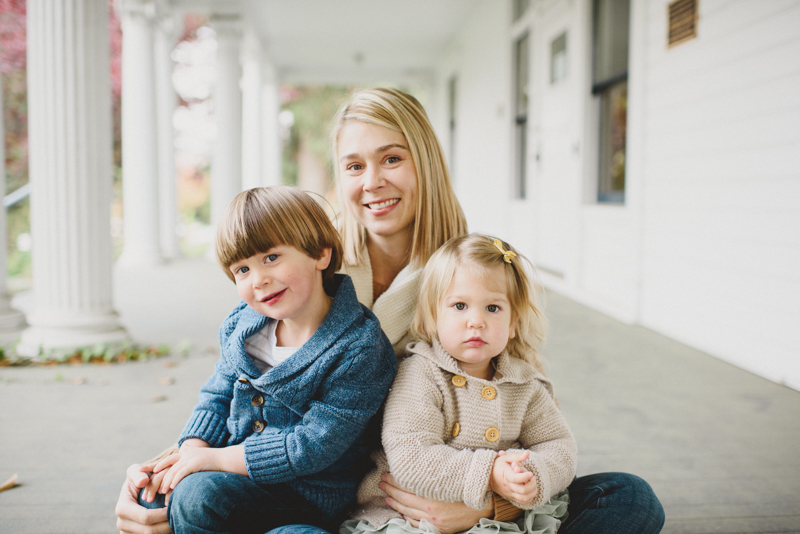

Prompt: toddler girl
xmin=342 ymin=234 xmax=577 ymax=534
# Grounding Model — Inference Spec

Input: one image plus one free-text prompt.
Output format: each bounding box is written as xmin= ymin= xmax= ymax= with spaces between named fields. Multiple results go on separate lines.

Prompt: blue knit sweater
xmin=179 ymin=274 xmax=397 ymax=519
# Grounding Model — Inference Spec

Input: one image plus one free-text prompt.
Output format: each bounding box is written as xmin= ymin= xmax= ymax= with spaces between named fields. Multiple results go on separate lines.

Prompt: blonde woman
xmin=115 ymin=88 xmax=664 ymax=534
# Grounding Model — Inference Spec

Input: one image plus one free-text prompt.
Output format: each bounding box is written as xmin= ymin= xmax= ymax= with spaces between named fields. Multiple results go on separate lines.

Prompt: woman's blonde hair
xmin=215 ymin=186 xmax=343 ymax=288
xmin=331 ymin=87 xmax=467 ymax=268
xmin=411 ymin=234 xmax=547 ymax=374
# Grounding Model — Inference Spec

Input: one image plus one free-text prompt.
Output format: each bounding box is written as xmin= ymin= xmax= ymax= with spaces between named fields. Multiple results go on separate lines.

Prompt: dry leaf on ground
xmin=157 ymin=377 xmax=175 ymax=386
xmin=0 ymin=474 xmax=18 ymax=493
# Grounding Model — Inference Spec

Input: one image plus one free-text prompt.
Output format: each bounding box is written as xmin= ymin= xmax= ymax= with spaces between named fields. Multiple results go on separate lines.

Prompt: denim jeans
xmin=266 ymin=472 xmax=664 ymax=534
xmin=560 ymin=472 xmax=664 ymax=533
xmin=138 ymin=471 xmax=325 ymax=534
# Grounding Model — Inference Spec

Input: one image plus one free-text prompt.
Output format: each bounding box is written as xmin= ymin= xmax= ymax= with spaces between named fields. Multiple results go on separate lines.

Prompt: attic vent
xmin=668 ymin=0 xmax=698 ymax=47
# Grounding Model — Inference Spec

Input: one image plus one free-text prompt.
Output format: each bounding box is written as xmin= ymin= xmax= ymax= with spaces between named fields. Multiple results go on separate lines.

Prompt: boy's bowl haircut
xmin=216 ymin=186 xmax=344 ymax=287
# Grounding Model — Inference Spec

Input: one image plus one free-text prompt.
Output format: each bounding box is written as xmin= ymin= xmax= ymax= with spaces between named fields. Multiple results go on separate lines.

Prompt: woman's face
xmin=337 ymin=120 xmax=418 ymax=243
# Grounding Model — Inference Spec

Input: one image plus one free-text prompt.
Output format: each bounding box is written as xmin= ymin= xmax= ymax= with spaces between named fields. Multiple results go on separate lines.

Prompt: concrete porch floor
xmin=0 ymin=257 xmax=798 ymax=533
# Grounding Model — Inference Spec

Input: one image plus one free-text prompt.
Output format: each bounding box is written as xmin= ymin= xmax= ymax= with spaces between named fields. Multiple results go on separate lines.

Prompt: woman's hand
xmin=115 ymin=464 xmax=171 ymax=534
xmin=381 ymin=473 xmax=493 ymax=534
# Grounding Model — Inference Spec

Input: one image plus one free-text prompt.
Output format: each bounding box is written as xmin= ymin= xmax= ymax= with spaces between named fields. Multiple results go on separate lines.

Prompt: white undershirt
xmin=244 ymin=320 xmax=300 ymax=374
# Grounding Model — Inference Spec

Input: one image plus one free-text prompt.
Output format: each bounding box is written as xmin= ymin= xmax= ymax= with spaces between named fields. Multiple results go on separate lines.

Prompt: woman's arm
xmin=380 ymin=474 xmax=493 ymax=534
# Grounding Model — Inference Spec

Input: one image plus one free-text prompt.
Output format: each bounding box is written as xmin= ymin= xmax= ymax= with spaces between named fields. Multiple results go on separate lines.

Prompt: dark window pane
xmin=513 ymin=0 xmax=530 ymax=22
xmin=594 ymin=0 xmax=630 ymax=82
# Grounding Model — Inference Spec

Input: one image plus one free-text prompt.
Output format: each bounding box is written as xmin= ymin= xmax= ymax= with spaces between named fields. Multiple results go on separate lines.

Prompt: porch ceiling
xmin=239 ymin=0 xmax=479 ymax=85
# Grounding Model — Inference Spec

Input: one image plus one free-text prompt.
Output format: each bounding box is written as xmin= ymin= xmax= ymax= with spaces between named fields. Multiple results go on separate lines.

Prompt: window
xmin=593 ymin=0 xmax=630 ymax=203
xmin=513 ymin=32 xmax=530 ymax=199
xmin=448 ymin=75 xmax=457 ymax=179
xmin=550 ymin=32 xmax=568 ymax=84
xmin=513 ymin=0 xmax=530 ymax=22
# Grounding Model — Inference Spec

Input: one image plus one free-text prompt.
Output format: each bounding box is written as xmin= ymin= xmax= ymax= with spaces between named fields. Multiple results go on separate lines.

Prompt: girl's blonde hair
xmin=411 ymin=234 xmax=547 ymax=374
xmin=216 ymin=186 xmax=343 ymax=288
xmin=331 ymin=87 xmax=467 ymax=269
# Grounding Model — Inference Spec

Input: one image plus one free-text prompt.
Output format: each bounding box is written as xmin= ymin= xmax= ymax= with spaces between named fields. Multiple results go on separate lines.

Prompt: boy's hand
xmin=140 ymin=465 xmax=169 ymax=503
xmin=154 ymin=442 xmax=246 ymax=492
xmin=489 ymin=450 xmax=538 ymax=505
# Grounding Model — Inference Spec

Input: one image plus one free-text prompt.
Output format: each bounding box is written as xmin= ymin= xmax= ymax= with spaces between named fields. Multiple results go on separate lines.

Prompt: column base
xmin=16 ymin=323 xmax=130 ymax=358
xmin=0 ymin=307 xmax=26 ymax=347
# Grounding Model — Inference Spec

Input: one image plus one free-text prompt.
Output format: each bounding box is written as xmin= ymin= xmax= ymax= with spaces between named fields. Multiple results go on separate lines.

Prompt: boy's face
xmin=229 ymin=245 xmax=332 ymax=325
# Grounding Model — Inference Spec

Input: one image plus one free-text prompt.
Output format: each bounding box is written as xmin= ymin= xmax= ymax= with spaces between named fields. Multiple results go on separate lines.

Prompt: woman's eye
xmin=346 ymin=163 xmax=363 ymax=171
xmin=265 ymin=254 xmax=278 ymax=263
xmin=487 ymin=305 xmax=499 ymax=313
xmin=385 ymin=156 xmax=400 ymax=164
xmin=454 ymin=303 xmax=466 ymax=311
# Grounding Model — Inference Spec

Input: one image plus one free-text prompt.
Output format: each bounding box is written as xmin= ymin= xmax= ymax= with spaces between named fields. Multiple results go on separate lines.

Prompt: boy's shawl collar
xmin=220 ymin=274 xmax=362 ymax=386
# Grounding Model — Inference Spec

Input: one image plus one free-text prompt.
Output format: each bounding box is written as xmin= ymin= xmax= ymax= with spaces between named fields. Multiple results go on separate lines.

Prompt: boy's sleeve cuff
xmin=244 ymin=432 xmax=295 ymax=485
xmin=179 ymin=410 xmax=228 ymax=447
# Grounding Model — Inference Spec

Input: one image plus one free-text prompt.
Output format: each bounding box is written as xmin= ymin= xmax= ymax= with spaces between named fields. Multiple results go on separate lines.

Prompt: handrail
xmin=4 ymin=183 xmax=30 ymax=207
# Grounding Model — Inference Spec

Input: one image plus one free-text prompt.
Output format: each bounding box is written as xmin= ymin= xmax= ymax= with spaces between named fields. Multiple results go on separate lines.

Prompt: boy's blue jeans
xmin=268 ymin=472 xmax=665 ymax=534
xmin=139 ymin=471 xmax=327 ymax=534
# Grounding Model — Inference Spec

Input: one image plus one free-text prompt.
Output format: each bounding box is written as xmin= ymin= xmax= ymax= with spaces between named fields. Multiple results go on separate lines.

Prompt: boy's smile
xmin=229 ymin=245 xmax=332 ymax=346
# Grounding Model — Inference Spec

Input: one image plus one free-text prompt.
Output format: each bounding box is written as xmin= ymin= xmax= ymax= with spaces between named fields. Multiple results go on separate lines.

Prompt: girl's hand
xmin=489 ymin=451 xmax=538 ymax=505
xmin=381 ymin=473 xmax=493 ymax=534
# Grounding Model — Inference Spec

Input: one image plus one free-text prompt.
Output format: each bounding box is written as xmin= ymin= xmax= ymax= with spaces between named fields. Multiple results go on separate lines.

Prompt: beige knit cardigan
xmin=340 ymin=251 xmax=421 ymax=357
xmin=351 ymin=340 xmax=578 ymax=527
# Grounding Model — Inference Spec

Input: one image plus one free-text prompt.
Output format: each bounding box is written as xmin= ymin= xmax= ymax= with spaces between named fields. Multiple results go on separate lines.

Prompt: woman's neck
xmin=367 ymin=232 xmax=412 ymax=301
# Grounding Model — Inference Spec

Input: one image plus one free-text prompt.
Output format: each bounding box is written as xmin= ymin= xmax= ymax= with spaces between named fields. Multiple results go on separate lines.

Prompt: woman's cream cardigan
xmin=340 ymin=254 xmax=421 ymax=357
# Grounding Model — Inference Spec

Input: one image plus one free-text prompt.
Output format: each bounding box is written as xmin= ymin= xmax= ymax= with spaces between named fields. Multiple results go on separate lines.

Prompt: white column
xmin=0 ymin=41 xmax=26 ymax=344
xmin=117 ymin=0 xmax=162 ymax=265
xmin=155 ymin=12 xmax=180 ymax=259
xmin=19 ymin=0 xmax=128 ymax=354
xmin=241 ymin=29 xmax=263 ymax=191
xmin=261 ymin=61 xmax=282 ymax=187
xmin=210 ymin=15 xmax=243 ymax=228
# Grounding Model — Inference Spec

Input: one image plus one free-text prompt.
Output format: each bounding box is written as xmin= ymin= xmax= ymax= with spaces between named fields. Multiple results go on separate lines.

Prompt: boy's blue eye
xmin=487 ymin=305 xmax=499 ymax=313
xmin=454 ymin=303 xmax=466 ymax=311
xmin=265 ymin=254 xmax=278 ymax=263
xmin=238 ymin=266 xmax=249 ymax=274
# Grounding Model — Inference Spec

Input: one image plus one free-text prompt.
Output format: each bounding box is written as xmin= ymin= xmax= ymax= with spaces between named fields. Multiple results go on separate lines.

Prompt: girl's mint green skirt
xmin=340 ymin=491 xmax=569 ymax=534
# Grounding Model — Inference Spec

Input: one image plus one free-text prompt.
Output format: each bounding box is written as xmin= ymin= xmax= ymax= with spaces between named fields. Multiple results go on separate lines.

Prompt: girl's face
xmin=436 ymin=264 xmax=513 ymax=379
xmin=337 ymin=121 xmax=418 ymax=244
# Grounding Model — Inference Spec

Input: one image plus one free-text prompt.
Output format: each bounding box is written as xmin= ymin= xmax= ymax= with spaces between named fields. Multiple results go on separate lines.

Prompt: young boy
xmin=142 ymin=186 xmax=397 ymax=534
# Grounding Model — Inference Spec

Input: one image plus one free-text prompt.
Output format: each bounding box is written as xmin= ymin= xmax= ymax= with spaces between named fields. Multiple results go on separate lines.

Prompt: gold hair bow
xmin=493 ymin=239 xmax=517 ymax=264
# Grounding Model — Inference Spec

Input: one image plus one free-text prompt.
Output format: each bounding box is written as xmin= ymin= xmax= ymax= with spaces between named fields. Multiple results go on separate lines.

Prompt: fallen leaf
xmin=157 ymin=377 xmax=175 ymax=386
xmin=162 ymin=361 xmax=178 ymax=368
xmin=69 ymin=377 xmax=87 ymax=385
xmin=0 ymin=474 xmax=18 ymax=493
xmin=150 ymin=395 xmax=168 ymax=403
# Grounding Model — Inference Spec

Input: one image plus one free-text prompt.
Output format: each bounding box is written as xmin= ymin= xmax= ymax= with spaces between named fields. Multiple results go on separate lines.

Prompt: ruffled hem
xmin=340 ymin=491 xmax=569 ymax=534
